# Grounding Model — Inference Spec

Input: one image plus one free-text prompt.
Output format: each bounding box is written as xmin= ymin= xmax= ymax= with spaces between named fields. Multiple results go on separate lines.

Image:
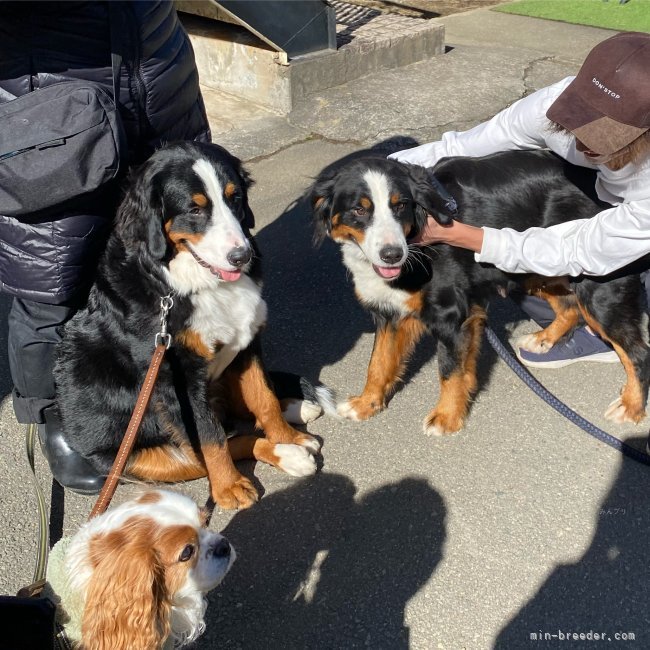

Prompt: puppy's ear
xmin=405 ymin=164 xmax=458 ymax=227
xmin=82 ymin=525 xmax=171 ymax=650
xmin=310 ymin=174 xmax=337 ymax=245
xmin=116 ymin=165 xmax=168 ymax=259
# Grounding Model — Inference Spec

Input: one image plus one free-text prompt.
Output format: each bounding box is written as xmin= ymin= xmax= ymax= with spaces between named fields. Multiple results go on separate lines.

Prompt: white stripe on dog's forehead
xmin=363 ymin=169 xmax=391 ymax=209
xmin=193 ymin=158 xmax=227 ymax=206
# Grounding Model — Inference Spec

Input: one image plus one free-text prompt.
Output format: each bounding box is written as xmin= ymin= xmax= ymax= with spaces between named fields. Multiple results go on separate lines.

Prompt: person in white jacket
xmin=389 ymin=31 xmax=650 ymax=368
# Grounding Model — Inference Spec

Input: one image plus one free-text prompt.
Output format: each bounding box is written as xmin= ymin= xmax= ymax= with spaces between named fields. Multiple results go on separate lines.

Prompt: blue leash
xmin=485 ymin=325 xmax=650 ymax=466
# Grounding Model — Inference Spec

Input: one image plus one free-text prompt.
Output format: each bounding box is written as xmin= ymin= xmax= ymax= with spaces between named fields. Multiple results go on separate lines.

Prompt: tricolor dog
xmin=55 ymin=142 xmax=332 ymax=509
xmin=311 ymin=151 xmax=649 ymax=435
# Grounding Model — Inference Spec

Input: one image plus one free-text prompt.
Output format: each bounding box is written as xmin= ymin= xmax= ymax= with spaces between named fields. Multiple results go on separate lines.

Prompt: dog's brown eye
xmin=189 ymin=207 xmax=202 ymax=215
xmin=353 ymin=207 xmax=368 ymax=218
xmin=179 ymin=544 xmax=195 ymax=562
xmin=394 ymin=202 xmax=406 ymax=213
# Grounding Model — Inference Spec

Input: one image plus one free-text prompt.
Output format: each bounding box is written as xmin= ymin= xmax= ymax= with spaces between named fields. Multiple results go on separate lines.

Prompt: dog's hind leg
xmin=222 ymin=353 xmax=321 ymax=456
xmin=517 ymin=277 xmax=581 ymax=353
xmin=126 ymin=442 xmax=259 ymax=510
xmin=228 ymin=434 xmax=317 ymax=477
xmin=424 ymin=305 xmax=487 ymax=436
xmin=577 ymin=278 xmax=649 ymax=424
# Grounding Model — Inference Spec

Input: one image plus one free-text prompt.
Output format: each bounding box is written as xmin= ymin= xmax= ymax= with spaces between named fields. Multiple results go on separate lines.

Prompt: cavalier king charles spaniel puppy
xmin=45 ymin=489 xmax=235 ymax=649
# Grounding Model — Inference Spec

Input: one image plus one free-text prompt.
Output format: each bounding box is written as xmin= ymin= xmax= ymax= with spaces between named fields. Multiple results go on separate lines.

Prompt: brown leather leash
xmin=88 ymin=293 xmax=174 ymax=520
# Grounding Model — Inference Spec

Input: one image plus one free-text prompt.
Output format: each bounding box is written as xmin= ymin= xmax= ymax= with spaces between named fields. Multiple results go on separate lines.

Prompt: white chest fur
xmin=341 ymin=243 xmax=411 ymax=316
xmin=189 ymin=275 xmax=267 ymax=376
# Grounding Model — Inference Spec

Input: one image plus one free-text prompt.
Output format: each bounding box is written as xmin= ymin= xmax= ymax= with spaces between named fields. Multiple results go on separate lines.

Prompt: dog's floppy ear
xmin=82 ymin=525 xmax=171 ymax=650
xmin=310 ymin=172 xmax=338 ymax=245
xmin=405 ymin=164 xmax=458 ymax=227
xmin=116 ymin=163 xmax=168 ymax=259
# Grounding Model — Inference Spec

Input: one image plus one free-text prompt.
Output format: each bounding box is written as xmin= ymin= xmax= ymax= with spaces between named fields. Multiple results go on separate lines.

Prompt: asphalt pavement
xmin=1 ymin=7 xmax=648 ymax=650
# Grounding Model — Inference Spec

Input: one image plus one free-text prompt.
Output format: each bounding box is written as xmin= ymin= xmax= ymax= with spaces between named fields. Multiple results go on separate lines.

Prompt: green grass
xmin=494 ymin=0 xmax=650 ymax=33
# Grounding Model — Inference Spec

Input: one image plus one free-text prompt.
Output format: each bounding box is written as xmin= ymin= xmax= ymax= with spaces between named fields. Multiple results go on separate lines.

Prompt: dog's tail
xmin=269 ymin=371 xmax=338 ymax=424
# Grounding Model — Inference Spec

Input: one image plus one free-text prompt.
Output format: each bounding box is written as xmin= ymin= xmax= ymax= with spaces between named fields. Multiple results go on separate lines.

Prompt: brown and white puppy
xmin=46 ymin=489 xmax=235 ymax=650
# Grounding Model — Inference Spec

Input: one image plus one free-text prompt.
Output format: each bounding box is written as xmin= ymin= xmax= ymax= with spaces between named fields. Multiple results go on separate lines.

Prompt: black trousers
xmin=7 ymin=298 xmax=76 ymax=424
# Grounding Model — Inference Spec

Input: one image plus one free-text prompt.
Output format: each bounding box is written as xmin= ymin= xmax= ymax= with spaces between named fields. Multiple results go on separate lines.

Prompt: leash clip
xmin=155 ymin=293 xmax=174 ymax=349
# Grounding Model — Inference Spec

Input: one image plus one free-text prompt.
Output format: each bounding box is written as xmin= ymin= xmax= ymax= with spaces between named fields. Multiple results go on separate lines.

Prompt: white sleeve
xmin=388 ymin=79 xmax=573 ymax=167
xmin=476 ymin=200 xmax=650 ymax=276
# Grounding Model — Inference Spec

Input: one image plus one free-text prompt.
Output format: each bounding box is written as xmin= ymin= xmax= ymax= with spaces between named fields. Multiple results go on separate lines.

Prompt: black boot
xmin=38 ymin=407 xmax=104 ymax=495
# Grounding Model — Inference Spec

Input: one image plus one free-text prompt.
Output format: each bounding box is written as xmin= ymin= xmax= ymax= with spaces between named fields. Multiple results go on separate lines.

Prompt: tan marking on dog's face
xmin=224 ymin=182 xmax=236 ymax=199
xmin=390 ymin=193 xmax=400 ymax=205
xmin=89 ymin=517 xmax=200 ymax=596
xmin=164 ymin=221 xmax=205 ymax=252
xmin=360 ymin=197 xmax=372 ymax=210
xmin=156 ymin=525 xmax=201 ymax=595
xmin=331 ymin=214 xmax=365 ymax=244
xmin=192 ymin=193 xmax=208 ymax=208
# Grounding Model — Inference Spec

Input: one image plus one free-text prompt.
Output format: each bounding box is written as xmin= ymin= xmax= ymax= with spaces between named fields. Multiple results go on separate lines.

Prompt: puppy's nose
xmin=379 ymin=245 xmax=404 ymax=265
xmin=227 ymin=246 xmax=252 ymax=268
xmin=212 ymin=537 xmax=231 ymax=559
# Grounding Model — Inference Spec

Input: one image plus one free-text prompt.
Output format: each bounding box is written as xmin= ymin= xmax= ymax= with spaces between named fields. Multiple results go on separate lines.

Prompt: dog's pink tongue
xmin=374 ymin=265 xmax=401 ymax=279
xmin=213 ymin=268 xmax=242 ymax=282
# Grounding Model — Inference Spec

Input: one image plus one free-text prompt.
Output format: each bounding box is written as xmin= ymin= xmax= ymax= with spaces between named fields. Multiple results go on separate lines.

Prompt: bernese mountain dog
xmin=54 ymin=141 xmax=331 ymax=509
xmin=311 ymin=150 xmax=650 ymax=435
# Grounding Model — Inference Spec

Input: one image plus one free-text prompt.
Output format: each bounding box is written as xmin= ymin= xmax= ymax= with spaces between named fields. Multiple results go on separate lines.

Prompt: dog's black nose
xmin=379 ymin=245 xmax=404 ymax=265
xmin=227 ymin=246 xmax=252 ymax=267
xmin=212 ymin=537 xmax=231 ymax=559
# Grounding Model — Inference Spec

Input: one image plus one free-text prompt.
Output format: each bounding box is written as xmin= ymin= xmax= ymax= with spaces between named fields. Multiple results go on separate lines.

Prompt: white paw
xmin=516 ymin=333 xmax=552 ymax=354
xmin=604 ymin=397 xmax=634 ymax=424
xmin=275 ymin=444 xmax=317 ymax=477
xmin=422 ymin=420 xmax=446 ymax=437
xmin=298 ymin=436 xmax=321 ymax=455
xmin=282 ymin=398 xmax=323 ymax=424
xmin=336 ymin=400 xmax=360 ymax=420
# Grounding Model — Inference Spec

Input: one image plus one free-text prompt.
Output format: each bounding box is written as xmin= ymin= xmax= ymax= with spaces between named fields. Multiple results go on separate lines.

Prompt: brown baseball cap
xmin=546 ymin=31 xmax=650 ymax=156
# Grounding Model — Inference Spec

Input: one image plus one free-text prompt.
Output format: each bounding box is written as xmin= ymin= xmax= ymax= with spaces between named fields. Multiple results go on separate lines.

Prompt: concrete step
xmin=178 ymin=1 xmax=444 ymax=114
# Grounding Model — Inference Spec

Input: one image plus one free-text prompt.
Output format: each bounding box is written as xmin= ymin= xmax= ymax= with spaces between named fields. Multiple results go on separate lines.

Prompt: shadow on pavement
xmin=202 ymin=473 xmax=446 ymax=649
xmin=495 ymin=445 xmax=650 ymax=647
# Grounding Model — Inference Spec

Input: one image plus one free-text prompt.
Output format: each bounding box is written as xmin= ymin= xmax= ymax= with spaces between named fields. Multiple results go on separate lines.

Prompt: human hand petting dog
xmin=410 ymin=215 xmax=484 ymax=253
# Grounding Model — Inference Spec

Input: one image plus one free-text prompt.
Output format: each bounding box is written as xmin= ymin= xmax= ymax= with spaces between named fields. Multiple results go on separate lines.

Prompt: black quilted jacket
xmin=0 ymin=1 xmax=210 ymax=304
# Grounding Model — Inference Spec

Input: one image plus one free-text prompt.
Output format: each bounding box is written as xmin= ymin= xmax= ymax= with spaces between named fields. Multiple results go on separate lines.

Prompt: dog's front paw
xmin=422 ymin=409 xmax=463 ymax=436
xmin=337 ymin=395 xmax=383 ymax=421
xmin=604 ymin=396 xmax=646 ymax=424
xmin=293 ymin=432 xmax=321 ymax=455
xmin=214 ymin=476 xmax=259 ymax=510
xmin=274 ymin=443 xmax=318 ymax=476
xmin=516 ymin=332 xmax=553 ymax=354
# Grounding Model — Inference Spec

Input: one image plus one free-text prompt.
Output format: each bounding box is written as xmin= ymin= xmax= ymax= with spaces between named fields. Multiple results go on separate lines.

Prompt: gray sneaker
xmin=516 ymin=326 xmax=620 ymax=369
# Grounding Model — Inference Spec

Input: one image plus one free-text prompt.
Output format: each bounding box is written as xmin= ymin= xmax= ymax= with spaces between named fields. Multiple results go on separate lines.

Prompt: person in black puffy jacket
xmin=0 ymin=1 xmax=211 ymax=493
